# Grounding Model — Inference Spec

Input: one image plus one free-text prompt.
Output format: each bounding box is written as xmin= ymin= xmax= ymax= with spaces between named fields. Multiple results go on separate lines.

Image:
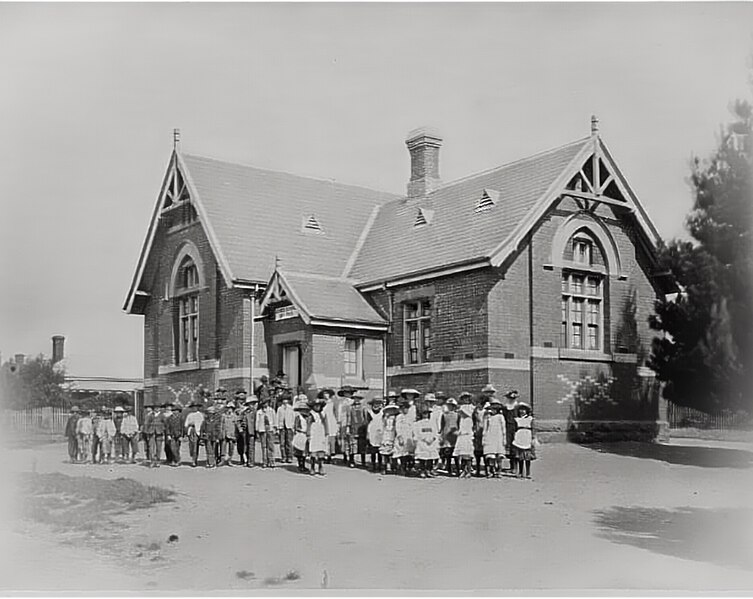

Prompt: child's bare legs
xmin=517 ymin=457 xmax=524 ymax=477
xmin=524 ymin=460 xmax=531 ymax=478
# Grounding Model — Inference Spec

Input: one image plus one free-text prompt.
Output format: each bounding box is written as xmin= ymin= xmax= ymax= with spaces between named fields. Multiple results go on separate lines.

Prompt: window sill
xmin=167 ymin=221 xmax=198 ymax=235
xmin=558 ymin=349 xmax=613 ymax=362
xmin=158 ymin=359 xmax=219 ymax=375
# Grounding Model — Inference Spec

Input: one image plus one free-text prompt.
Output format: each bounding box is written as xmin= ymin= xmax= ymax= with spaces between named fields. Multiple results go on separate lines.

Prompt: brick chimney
xmin=405 ymin=127 xmax=442 ymax=199
xmin=52 ymin=335 xmax=65 ymax=364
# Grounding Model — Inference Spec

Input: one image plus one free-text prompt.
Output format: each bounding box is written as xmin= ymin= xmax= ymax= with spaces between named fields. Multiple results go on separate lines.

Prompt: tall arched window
xmin=560 ymin=229 xmax=606 ymax=351
xmin=175 ymin=256 xmax=200 ymax=363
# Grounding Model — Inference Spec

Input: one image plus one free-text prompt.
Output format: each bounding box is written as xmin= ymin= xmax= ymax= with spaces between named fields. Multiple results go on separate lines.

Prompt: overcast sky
xmin=0 ymin=2 xmax=751 ymax=378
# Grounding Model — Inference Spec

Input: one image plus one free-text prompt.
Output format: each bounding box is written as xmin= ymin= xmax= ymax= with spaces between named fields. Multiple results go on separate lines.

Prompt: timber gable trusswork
xmin=125 ymin=118 xmax=670 ymax=440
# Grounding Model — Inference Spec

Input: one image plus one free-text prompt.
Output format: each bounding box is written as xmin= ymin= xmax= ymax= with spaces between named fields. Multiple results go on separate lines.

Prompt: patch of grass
xmin=284 ymin=569 xmax=301 ymax=581
xmin=18 ymin=473 xmax=175 ymax=538
xmin=236 ymin=570 xmax=256 ymax=581
xmin=20 ymin=473 xmax=175 ymax=509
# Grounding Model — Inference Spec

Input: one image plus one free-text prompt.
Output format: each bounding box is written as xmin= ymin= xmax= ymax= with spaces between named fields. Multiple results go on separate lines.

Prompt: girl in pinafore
xmin=483 ymin=398 xmax=507 ymax=478
xmin=379 ymin=401 xmax=400 ymax=474
xmin=453 ymin=392 xmax=475 ymax=478
xmin=512 ymin=402 xmax=536 ymax=479
xmin=392 ymin=400 xmax=414 ymax=475
xmin=292 ymin=397 xmax=310 ymax=473
xmin=412 ymin=407 xmax=439 ymax=478
xmin=308 ymin=395 xmax=329 ymax=476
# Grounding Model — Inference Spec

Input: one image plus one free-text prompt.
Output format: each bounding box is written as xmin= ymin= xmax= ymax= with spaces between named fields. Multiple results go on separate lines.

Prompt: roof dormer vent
xmin=414 ymin=207 xmax=434 ymax=228
xmin=302 ymin=214 xmax=323 ymax=233
xmin=475 ymin=188 xmax=500 ymax=213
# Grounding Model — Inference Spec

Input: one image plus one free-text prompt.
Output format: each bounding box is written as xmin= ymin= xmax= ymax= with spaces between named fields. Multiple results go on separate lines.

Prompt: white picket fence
xmin=1 ymin=406 xmax=69 ymax=434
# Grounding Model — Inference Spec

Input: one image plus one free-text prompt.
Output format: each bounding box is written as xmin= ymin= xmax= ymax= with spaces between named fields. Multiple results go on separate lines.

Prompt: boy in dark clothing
xmin=64 ymin=407 xmax=80 ymax=463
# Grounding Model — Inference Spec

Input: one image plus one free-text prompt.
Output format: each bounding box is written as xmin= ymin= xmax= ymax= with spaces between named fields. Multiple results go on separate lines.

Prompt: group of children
xmin=290 ymin=384 xmax=537 ymax=479
xmin=62 ymin=383 xmax=537 ymax=479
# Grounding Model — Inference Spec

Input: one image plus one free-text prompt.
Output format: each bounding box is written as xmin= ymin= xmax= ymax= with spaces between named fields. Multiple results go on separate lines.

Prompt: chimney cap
xmin=406 ymin=126 xmax=443 ymax=146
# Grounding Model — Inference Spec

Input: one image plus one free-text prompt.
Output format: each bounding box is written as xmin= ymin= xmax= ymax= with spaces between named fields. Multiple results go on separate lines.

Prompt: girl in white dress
xmin=453 ymin=393 xmax=475 ymax=478
xmin=512 ymin=402 xmax=536 ymax=479
xmin=379 ymin=402 xmax=399 ymax=474
xmin=308 ymin=398 xmax=328 ymax=476
xmin=483 ymin=399 xmax=506 ymax=478
xmin=412 ymin=408 xmax=440 ymax=478
xmin=393 ymin=401 xmax=414 ymax=475
xmin=292 ymin=398 xmax=310 ymax=473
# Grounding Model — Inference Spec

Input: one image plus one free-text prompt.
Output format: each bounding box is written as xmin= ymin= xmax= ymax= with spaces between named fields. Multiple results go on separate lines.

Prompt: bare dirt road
xmin=1 ymin=438 xmax=752 ymax=593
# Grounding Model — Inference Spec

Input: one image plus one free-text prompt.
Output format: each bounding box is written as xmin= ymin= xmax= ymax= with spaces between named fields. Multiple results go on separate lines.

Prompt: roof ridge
xmin=179 ymin=150 xmax=399 ymax=200
xmin=280 ymin=269 xmax=355 ymax=283
xmin=434 ymin=135 xmax=591 ymax=192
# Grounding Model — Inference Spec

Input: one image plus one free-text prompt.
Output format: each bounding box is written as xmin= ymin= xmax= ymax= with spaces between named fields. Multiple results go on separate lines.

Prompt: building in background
xmin=125 ymin=119 xmax=673 ymax=439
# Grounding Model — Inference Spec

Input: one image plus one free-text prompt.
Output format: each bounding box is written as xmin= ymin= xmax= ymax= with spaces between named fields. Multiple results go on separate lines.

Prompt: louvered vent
xmin=475 ymin=188 xmax=500 ymax=213
xmin=414 ymin=207 xmax=434 ymax=228
xmin=302 ymin=214 xmax=323 ymax=233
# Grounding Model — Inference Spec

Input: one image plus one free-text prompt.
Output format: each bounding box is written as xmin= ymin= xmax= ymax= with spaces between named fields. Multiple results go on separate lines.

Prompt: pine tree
xmin=649 ymin=95 xmax=752 ymax=413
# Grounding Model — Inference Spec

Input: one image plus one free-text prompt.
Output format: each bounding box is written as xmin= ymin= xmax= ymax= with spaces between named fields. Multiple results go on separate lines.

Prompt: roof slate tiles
xmin=347 ymin=137 xmax=590 ymax=284
xmin=181 ymin=154 xmax=398 ymax=282
xmin=280 ymin=271 xmax=387 ymax=325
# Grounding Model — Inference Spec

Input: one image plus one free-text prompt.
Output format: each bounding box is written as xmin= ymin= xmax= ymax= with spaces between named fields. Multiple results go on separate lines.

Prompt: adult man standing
xmin=120 ymin=406 xmax=140 ymax=463
xmin=254 ymin=376 xmax=271 ymax=404
xmin=184 ymin=402 xmax=205 ymax=467
xmin=276 ymin=392 xmax=296 ymax=463
xmin=244 ymin=396 xmax=259 ymax=468
xmin=64 ymin=406 xmax=80 ymax=463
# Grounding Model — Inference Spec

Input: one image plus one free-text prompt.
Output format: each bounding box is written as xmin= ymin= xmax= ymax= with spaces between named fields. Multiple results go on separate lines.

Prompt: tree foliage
xmin=0 ymin=355 xmax=67 ymax=409
xmin=649 ymin=97 xmax=752 ymax=413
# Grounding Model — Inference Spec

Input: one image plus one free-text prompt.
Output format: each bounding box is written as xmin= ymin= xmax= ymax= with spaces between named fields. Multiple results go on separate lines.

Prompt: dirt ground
xmin=1 ymin=436 xmax=752 ymax=593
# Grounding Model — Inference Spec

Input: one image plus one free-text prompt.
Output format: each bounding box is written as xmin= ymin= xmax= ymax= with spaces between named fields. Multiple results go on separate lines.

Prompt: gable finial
xmin=274 ymin=254 xmax=280 ymax=270
xmin=590 ymin=115 xmax=599 ymax=137
xmin=173 ymin=128 xmax=181 ymax=151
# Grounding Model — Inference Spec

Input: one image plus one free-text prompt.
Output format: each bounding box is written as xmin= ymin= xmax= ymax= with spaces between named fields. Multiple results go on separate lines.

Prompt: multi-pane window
xmin=404 ymin=299 xmax=432 ymax=364
xmin=175 ymin=257 xmax=199 ymax=364
xmin=561 ymin=272 xmax=602 ymax=350
xmin=179 ymin=295 xmax=199 ymax=363
xmin=344 ymin=338 xmax=363 ymax=377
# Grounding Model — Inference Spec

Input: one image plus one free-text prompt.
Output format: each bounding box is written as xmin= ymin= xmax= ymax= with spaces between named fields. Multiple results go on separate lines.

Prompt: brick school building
xmin=124 ymin=119 xmax=672 ymax=440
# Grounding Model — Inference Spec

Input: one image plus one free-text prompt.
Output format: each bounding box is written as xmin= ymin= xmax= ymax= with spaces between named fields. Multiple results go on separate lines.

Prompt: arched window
xmin=560 ymin=230 xmax=606 ymax=351
xmin=175 ymin=256 xmax=200 ymax=364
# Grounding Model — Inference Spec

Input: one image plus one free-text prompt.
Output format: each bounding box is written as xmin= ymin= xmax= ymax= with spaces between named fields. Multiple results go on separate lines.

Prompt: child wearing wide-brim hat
xmin=512 ymin=402 xmax=536 ymax=479
xmin=438 ymin=398 xmax=460 ymax=476
xmin=392 ymin=400 xmax=415 ymax=475
xmin=412 ymin=406 xmax=439 ymax=478
xmin=307 ymin=398 xmax=328 ymax=476
xmin=453 ymin=396 xmax=475 ymax=478
xmin=379 ymin=402 xmax=400 ymax=474
xmin=366 ymin=397 xmax=385 ymax=472
xmin=483 ymin=398 xmax=506 ymax=478
xmin=292 ymin=399 xmax=311 ymax=473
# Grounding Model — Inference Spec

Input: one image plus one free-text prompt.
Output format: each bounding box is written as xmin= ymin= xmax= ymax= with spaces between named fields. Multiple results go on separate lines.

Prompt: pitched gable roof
xmin=180 ymin=153 xmax=398 ymax=283
xmin=260 ymin=270 xmax=387 ymax=328
xmin=347 ymin=137 xmax=591 ymax=285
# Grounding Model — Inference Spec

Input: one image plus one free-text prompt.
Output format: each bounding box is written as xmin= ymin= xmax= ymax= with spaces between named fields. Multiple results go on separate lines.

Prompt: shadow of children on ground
xmin=582 ymin=441 xmax=753 ymax=468
xmin=594 ymin=506 xmax=753 ymax=571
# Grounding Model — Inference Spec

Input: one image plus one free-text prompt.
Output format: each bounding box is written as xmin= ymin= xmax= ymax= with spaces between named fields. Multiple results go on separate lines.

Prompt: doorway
xmin=282 ymin=344 xmax=301 ymax=391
